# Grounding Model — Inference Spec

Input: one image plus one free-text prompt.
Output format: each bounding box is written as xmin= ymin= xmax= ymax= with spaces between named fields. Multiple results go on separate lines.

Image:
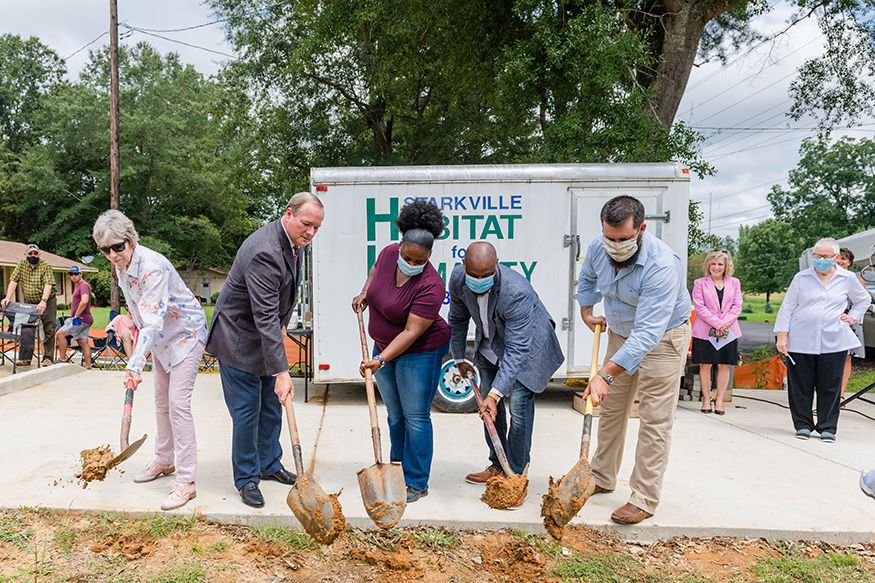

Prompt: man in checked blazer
xmin=206 ymin=192 xmax=324 ymax=508
xmin=449 ymin=241 xmax=564 ymax=508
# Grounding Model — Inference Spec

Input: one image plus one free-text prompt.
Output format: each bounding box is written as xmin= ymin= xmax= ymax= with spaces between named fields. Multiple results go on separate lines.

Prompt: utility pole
xmin=708 ymin=192 xmax=712 ymax=235
xmin=109 ymin=0 xmax=121 ymax=312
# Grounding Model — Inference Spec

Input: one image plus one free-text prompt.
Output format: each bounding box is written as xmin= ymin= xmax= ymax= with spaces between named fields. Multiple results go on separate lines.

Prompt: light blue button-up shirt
xmin=576 ymin=231 xmax=691 ymax=374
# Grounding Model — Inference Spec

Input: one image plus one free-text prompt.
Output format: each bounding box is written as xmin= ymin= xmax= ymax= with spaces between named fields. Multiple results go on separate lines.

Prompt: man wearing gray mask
xmin=576 ymin=195 xmax=691 ymax=524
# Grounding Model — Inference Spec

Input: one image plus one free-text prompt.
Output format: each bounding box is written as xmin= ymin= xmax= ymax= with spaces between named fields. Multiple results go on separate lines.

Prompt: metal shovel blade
xmin=107 ymin=433 xmax=147 ymax=471
xmin=286 ymin=472 xmax=345 ymax=545
xmin=542 ymin=457 xmax=596 ymax=537
xmin=357 ymin=461 xmax=406 ymax=530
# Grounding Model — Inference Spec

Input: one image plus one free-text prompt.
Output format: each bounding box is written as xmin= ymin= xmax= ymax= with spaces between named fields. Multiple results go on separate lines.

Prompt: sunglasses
xmin=97 ymin=239 xmax=128 ymax=255
xmin=26 ymin=252 xmax=39 ymax=256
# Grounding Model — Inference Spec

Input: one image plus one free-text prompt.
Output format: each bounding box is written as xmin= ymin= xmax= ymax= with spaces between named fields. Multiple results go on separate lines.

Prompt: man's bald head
xmin=463 ymin=242 xmax=498 ymax=277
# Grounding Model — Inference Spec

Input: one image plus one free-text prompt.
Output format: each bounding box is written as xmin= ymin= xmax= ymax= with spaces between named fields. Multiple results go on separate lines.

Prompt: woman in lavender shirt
xmin=93 ymin=210 xmax=209 ymax=510
xmin=351 ymin=200 xmax=451 ymax=503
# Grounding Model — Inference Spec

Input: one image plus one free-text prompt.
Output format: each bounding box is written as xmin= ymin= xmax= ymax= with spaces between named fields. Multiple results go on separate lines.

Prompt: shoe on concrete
xmin=593 ymin=484 xmax=614 ymax=494
xmin=262 ymin=467 xmax=297 ymax=485
xmin=14 ymin=360 xmax=31 ymax=367
xmin=465 ymin=466 xmax=503 ymax=484
xmin=860 ymin=470 xmax=875 ymax=499
xmin=240 ymin=482 xmax=265 ymax=508
xmin=406 ymin=486 xmax=428 ymax=503
xmin=41 ymin=357 xmax=53 ymax=367
xmin=820 ymin=431 xmax=836 ymax=443
xmin=611 ymin=503 xmax=653 ymax=524
xmin=795 ymin=429 xmax=811 ymax=440
xmin=161 ymin=482 xmax=196 ymax=511
xmin=133 ymin=460 xmax=175 ymax=483
xmin=505 ymin=488 xmax=527 ymax=511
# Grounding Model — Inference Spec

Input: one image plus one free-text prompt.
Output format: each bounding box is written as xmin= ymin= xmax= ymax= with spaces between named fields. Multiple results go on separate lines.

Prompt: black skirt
xmin=691 ymin=337 xmax=738 ymax=365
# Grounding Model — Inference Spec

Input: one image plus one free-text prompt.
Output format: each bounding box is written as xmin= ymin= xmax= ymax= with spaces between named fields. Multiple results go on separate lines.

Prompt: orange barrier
xmin=733 ymin=355 xmax=786 ymax=390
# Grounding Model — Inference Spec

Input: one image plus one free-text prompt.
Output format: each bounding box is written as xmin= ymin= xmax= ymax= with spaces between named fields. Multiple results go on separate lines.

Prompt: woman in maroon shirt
xmin=352 ymin=200 xmax=451 ymax=503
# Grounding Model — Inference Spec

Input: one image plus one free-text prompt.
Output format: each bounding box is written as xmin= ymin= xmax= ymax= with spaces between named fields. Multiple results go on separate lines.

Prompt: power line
xmin=710 ymin=203 xmax=772 ymax=221
xmin=131 ymin=0 xmax=299 ymax=33
xmin=122 ymin=25 xmax=238 ymax=59
xmin=64 ymin=31 xmax=109 ymax=60
xmin=710 ymin=211 xmax=776 ymax=229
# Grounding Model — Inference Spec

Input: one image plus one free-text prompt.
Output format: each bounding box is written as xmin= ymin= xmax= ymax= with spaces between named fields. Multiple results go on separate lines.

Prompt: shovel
xmin=541 ymin=323 xmax=602 ymax=539
xmin=284 ymin=395 xmax=345 ymax=544
xmin=355 ymin=310 xmax=407 ymax=529
xmin=467 ymin=373 xmax=528 ymax=510
xmin=107 ymin=379 xmax=147 ymax=471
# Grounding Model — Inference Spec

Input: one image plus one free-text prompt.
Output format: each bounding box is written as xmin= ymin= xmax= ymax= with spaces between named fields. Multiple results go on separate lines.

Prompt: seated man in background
xmin=55 ymin=266 xmax=93 ymax=367
xmin=106 ymin=312 xmax=135 ymax=356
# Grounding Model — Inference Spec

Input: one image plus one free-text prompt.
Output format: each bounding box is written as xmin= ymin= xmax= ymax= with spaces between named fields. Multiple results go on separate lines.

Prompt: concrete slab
xmin=1 ymin=371 xmax=874 ymax=543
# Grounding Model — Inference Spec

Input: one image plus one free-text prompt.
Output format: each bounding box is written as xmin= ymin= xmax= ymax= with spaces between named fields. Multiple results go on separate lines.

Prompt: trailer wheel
xmin=433 ymin=350 xmax=480 ymax=413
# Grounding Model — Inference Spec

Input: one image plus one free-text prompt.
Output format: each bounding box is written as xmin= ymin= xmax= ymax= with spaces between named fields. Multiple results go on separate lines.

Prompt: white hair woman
xmin=93 ymin=210 xmax=209 ymax=510
xmin=775 ymin=238 xmax=871 ymax=442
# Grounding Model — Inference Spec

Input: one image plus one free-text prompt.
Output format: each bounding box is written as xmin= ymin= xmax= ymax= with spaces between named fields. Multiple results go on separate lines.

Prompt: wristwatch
xmin=596 ymin=370 xmax=614 ymax=385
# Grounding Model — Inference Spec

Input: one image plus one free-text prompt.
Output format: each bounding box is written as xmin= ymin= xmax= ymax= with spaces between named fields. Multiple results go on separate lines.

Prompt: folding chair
xmin=201 ymin=350 xmax=218 ymax=372
xmin=56 ymin=316 xmax=84 ymax=365
xmin=91 ymin=330 xmax=128 ymax=370
xmin=0 ymin=303 xmax=42 ymax=374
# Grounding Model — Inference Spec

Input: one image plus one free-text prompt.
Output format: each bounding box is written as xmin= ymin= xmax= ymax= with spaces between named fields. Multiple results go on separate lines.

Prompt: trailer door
xmin=566 ymin=187 xmax=669 ymax=375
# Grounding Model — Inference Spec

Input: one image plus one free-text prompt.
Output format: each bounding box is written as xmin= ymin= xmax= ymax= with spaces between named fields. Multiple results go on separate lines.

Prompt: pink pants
xmin=153 ymin=341 xmax=203 ymax=483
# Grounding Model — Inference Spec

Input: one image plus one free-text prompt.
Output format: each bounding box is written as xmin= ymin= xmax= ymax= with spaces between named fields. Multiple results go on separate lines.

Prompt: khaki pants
xmin=592 ymin=320 xmax=691 ymax=513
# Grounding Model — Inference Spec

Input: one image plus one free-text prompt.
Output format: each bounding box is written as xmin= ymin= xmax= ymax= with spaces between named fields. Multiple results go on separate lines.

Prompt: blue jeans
xmin=475 ymin=355 xmax=535 ymax=475
xmin=373 ymin=342 xmax=449 ymax=491
xmin=219 ymin=362 xmax=286 ymax=490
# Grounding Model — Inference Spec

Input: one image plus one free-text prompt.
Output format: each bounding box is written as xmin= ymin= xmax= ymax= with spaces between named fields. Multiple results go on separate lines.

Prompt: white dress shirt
xmin=774 ymin=266 xmax=871 ymax=354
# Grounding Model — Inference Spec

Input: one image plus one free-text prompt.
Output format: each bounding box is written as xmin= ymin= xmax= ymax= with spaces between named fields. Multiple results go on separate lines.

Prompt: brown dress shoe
xmin=465 ymin=466 xmax=503 ymax=484
xmin=610 ymin=503 xmax=652 ymax=524
xmin=593 ymin=485 xmax=614 ymax=494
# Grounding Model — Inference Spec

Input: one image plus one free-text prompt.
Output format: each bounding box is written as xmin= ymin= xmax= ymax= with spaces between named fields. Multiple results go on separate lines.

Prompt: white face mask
xmin=602 ymin=236 xmax=639 ymax=262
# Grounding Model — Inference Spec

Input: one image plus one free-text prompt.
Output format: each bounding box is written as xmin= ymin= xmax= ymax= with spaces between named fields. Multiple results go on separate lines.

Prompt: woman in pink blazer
xmin=691 ymin=250 xmax=743 ymax=414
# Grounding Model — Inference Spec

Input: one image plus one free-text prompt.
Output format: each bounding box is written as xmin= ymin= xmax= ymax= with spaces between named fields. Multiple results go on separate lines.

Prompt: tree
xmin=2 ymin=43 xmax=253 ymax=268
xmin=209 ymin=0 xmax=713 ymax=195
xmin=0 ymin=34 xmax=64 ymax=154
xmin=768 ymin=137 xmax=875 ymax=248
xmin=688 ymin=199 xmax=721 ymax=256
xmin=735 ymin=219 xmax=802 ymax=302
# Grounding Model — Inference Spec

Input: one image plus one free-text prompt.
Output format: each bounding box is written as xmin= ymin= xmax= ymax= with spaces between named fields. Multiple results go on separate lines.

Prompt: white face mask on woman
xmin=602 ymin=236 xmax=639 ymax=262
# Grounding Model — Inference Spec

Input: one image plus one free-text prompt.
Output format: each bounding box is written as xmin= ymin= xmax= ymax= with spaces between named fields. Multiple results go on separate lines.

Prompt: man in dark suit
xmin=207 ymin=192 xmax=324 ymax=508
xmin=449 ymin=242 xmax=564 ymax=509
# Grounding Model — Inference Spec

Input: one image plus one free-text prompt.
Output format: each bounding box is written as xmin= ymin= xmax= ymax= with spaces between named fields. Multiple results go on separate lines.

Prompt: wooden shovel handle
xmin=284 ymin=395 xmax=306 ymax=477
xmin=467 ymin=373 xmax=515 ymax=477
xmin=581 ymin=324 xmax=601 ymax=460
xmin=356 ymin=310 xmax=383 ymax=464
xmin=120 ymin=379 xmax=135 ymax=451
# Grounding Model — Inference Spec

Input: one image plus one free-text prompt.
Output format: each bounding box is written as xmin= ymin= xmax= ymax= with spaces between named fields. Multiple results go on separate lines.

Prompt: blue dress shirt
xmin=576 ymin=231 xmax=691 ymax=374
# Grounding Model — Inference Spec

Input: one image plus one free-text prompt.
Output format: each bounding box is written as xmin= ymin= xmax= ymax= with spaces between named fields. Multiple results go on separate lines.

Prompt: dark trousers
xmin=19 ymin=296 xmax=56 ymax=362
xmin=787 ymin=350 xmax=845 ymax=434
xmin=219 ymin=361 xmax=285 ymax=490
xmin=474 ymin=355 xmax=536 ymax=475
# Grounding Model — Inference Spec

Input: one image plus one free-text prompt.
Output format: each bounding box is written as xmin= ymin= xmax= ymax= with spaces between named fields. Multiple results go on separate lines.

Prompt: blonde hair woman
xmin=690 ymin=250 xmax=743 ymax=414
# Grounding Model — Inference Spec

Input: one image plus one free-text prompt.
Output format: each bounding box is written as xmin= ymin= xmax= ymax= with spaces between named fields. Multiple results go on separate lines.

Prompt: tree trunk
xmin=630 ymin=0 xmax=746 ymax=128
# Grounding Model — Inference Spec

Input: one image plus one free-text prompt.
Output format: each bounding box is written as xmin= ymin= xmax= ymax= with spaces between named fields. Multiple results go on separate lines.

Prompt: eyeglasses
xmin=812 ymin=253 xmax=837 ymax=259
xmin=97 ymin=240 xmax=128 ymax=255
xmin=26 ymin=251 xmax=38 ymax=256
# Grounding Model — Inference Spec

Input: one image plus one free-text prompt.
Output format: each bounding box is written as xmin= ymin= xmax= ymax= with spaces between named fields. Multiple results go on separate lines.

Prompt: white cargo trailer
xmin=305 ymin=163 xmax=690 ymax=411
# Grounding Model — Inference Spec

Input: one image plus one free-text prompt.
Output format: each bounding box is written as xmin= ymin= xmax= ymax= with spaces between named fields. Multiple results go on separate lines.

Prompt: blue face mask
xmin=813 ymin=257 xmax=834 ymax=272
xmin=466 ymin=274 xmax=495 ymax=294
xmin=397 ymin=256 xmax=425 ymax=276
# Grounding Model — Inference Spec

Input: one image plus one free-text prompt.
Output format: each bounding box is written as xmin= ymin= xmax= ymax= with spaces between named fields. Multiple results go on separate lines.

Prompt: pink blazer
xmin=691 ymin=276 xmax=743 ymax=341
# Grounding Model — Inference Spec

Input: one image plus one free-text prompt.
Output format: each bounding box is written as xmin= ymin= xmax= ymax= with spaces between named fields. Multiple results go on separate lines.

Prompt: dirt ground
xmin=2 ymin=509 xmax=875 ymax=583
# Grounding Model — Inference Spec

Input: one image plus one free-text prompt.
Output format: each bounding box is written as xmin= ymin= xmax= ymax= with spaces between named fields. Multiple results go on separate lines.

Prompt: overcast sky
xmin=4 ymin=1 xmax=873 ymax=242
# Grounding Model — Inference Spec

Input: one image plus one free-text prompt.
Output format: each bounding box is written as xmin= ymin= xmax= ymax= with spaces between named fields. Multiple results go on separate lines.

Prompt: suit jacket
xmin=690 ymin=275 xmax=743 ymax=341
xmin=448 ymin=264 xmax=564 ymax=397
xmin=206 ymin=219 xmax=302 ymax=376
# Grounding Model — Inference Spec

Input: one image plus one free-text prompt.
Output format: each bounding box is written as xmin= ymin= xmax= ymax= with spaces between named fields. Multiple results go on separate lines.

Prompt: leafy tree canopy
xmin=735 ymin=218 xmax=802 ymax=301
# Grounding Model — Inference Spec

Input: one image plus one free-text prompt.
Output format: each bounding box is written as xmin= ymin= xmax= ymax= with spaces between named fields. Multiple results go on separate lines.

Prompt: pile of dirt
xmin=481 ymin=474 xmax=528 ymax=509
xmin=75 ymin=444 xmax=115 ymax=485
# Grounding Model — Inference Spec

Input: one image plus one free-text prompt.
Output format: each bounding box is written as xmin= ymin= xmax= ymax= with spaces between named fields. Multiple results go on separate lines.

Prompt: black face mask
xmin=26 ymin=256 xmax=39 ymax=265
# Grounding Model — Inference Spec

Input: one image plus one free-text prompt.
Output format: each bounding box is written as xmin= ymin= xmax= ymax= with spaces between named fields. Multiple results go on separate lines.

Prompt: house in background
xmin=0 ymin=241 xmax=98 ymax=306
xmin=177 ymin=267 xmax=227 ymax=305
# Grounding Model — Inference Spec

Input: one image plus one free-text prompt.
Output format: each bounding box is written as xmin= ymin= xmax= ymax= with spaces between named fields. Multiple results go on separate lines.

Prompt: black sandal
xmin=700 ymin=407 xmax=712 ymax=414
xmin=714 ymin=408 xmax=725 ymax=415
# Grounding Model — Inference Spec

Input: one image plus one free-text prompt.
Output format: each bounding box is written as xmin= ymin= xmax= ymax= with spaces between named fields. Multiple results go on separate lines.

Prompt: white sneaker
xmin=861 ymin=470 xmax=875 ymax=500
xmin=133 ymin=460 xmax=175 ymax=483
xmin=161 ymin=481 xmax=196 ymax=511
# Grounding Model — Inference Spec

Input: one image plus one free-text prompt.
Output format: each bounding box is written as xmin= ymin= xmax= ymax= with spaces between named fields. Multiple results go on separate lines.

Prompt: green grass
xmin=847 ymin=369 xmax=875 ymax=393
xmin=0 ymin=514 xmax=33 ymax=549
xmin=407 ymin=526 xmax=461 ymax=552
xmin=550 ymin=551 xmax=648 ymax=582
xmin=148 ymin=561 xmax=208 ymax=583
xmin=56 ymin=306 xmax=215 ymax=330
xmin=751 ymin=548 xmax=873 ymax=582
xmin=737 ymin=293 xmax=785 ymax=323
xmin=250 ymin=525 xmax=321 ymax=552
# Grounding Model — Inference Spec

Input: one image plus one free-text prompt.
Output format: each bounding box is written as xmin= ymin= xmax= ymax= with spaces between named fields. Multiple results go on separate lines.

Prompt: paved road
xmin=737 ymin=320 xmax=776 ymax=353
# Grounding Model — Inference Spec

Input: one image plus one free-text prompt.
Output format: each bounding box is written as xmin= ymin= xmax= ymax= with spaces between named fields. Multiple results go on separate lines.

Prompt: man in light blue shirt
xmin=576 ymin=195 xmax=692 ymax=525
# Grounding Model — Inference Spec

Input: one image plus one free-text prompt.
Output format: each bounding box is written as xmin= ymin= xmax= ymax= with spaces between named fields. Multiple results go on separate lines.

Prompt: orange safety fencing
xmin=733 ymin=355 xmax=787 ymax=390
